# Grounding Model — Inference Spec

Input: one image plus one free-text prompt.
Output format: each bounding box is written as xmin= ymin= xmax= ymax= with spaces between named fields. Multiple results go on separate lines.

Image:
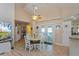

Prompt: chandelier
xmin=31 ymin=7 xmax=42 ymax=20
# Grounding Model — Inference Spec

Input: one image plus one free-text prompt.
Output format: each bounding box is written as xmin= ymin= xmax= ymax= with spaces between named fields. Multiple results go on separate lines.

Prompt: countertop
xmin=69 ymin=35 xmax=79 ymax=40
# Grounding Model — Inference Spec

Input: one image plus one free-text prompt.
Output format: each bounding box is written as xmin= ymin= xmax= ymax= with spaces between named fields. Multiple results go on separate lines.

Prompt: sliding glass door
xmin=40 ymin=25 xmax=55 ymax=44
xmin=47 ymin=26 xmax=53 ymax=44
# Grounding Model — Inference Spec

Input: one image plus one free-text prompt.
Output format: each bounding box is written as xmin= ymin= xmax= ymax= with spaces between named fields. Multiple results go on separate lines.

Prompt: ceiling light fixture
xmin=31 ymin=7 xmax=42 ymax=21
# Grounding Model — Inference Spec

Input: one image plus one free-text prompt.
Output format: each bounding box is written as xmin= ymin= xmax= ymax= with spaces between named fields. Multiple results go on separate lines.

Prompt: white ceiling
xmin=24 ymin=3 xmax=79 ymax=20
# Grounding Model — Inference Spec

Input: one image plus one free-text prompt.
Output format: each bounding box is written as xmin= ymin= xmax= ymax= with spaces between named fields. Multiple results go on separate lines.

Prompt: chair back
xmin=24 ymin=34 xmax=33 ymax=51
xmin=24 ymin=34 xmax=31 ymax=45
xmin=38 ymin=33 xmax=46 ymax=43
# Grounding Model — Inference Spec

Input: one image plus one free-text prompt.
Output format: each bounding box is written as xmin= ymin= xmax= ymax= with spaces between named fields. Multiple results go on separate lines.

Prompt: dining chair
xmin=24 ymin=34 xmax=33 ymax=53
xmin=39 ymin=34 xmax=46 ymax=51
xmin=33 ymin=37 xmax=40 ymax=50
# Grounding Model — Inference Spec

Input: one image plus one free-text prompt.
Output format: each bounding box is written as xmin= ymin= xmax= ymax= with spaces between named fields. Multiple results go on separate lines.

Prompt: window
xmin=41 ymin=28 xmax=45 ymax=32
xmin=48 ymin=28 xmax=52 ymax=32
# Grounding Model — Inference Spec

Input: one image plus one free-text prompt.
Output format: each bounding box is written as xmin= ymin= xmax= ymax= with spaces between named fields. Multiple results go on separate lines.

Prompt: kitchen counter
xmin=69 ymin=35 xmax=79 ymax=40
xmin=69 ymin=35 xmax=79 ymax=56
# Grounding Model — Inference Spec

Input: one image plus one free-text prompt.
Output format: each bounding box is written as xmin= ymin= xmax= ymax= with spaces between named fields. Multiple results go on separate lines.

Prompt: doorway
xmin=14 ymin=20 xmax=31 ymax=48
xmin=39 ymin=24 xmax=55 ymax=44
xmin=38 ymin=24 xmax=55 ymax=52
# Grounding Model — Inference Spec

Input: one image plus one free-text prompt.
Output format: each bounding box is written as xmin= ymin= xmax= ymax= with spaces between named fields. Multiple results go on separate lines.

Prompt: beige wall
xmin=15 ymin=4 xmax=31 ymax=22
xmin=55 ymin=28 xmax=63 ymax=45
xmin=0 ymin=3 xmax=15 ymax=23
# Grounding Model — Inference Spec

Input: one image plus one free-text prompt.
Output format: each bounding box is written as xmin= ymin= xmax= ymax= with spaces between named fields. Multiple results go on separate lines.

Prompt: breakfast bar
xmin=69 ymin=35 xmax=79 ymax=56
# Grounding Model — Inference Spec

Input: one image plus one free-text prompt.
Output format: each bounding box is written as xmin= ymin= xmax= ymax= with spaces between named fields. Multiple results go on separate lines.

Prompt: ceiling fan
xmin=31 ymin=7 xmax=42 ymax=21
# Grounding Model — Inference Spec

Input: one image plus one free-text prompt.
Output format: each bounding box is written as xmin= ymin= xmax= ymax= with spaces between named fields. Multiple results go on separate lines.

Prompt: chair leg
xmin=34 ymin=44 xmax=36 ymax=50
xmin=25 ymin=45 xmax=26 ymax=51
xmin=40 ymin=43 xmax=42 ymax=51
xmin=25 ymin=47 xmax=26 ymax=51
xmin=28 ymin=46 xmax=31 ymax=55
xmin=36 ymin=44 xmax=40 ymax=50
xmin=28 ymin=45 xmax=33 ymax=54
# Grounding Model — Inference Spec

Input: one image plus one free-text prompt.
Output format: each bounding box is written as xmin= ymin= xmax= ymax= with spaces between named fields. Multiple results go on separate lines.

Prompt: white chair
xmin=38 ymin=34 xmax=46 ymax=51
xmin=33 ymin=37 xmax=40 ymax=50
xmin=24 ymin=34 xmax=33 ymax=53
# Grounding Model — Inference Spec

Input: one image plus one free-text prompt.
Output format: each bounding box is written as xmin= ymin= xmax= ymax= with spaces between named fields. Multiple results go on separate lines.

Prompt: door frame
xmin=38 ymin=23 xmax=56 ymax=44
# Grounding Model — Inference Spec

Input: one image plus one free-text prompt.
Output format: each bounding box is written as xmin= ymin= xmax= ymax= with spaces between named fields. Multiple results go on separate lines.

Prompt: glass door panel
xmin=40 ymin=28 xmax=46 ymax=39
xmin=47 ymin=27 xmax=53 ymax=44
xmin=41 ymin=28 xmax=45 ymax=33
xmin=39 ymin=25 xmax=54 ymax=44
